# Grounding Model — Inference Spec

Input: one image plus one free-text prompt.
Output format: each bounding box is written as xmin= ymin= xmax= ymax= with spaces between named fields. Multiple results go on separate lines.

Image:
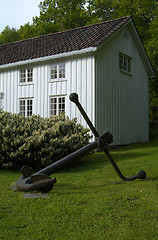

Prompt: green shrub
xmin=0 ymin=112 xmax=91 ymax=170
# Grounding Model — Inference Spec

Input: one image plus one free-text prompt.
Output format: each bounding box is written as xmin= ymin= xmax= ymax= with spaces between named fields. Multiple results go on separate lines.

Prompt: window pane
xmin=27 ymin=69 xmax=33 ymax=82
xmin=58 ymin=97 xmax=65 ymax=113
xmin=51 ymin=65 xmax=57 ymax=79
xmin=20 ymin=70 xmax=26 ymax=83
xmin=50 ymin=97 xmax=57 ymax=116
xmin=59 ymin=63 xmax=65 ymax=78
xmin=128 ymin=58 xmax=131 ymax=72
xmin=119 ymin=54 xmax=123 ymax=69
xmin=27 ymin=99 xmax=33 ymax=116
xmin=124 ymin=57 xmax=127 ymax=71
xmin=20 ymin=100 xmax=25 ymax=115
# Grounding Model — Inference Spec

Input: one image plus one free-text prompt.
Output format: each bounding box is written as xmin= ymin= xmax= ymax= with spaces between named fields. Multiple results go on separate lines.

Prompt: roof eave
xmin=97 ymin=18 xmax=131 ymax=50
xmin=128 ymin=20 xmax=155 ymax=78
xmin=0 ymin=47 xmax=97 ymax=70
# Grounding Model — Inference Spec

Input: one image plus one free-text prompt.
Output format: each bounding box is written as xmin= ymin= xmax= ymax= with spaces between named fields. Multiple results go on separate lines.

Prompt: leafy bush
xmin=0 ymin=112 xmax=91 ymax=170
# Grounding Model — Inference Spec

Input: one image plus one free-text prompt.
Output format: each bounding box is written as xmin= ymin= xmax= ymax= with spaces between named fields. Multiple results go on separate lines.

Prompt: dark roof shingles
xmin=0 ymin=16 xmax=130 ymax=66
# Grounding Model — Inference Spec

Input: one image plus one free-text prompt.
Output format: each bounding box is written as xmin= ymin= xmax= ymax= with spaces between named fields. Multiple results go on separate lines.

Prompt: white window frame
xmin=50 ymin=63 xmax=66 ymax=81
xmin=20 ymin=68 xmax=33 ymax=84
xmin=119 ymin=53 xmax=132 ymax=74
xmin=19 ymin=98 xmax=33 ymax=117
xmin=50 ymin=96 xmax=65 ymax=116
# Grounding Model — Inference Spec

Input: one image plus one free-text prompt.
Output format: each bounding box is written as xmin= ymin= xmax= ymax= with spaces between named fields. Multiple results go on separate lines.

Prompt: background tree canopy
xmin=0 ymin=0 xmax=157 ymax=116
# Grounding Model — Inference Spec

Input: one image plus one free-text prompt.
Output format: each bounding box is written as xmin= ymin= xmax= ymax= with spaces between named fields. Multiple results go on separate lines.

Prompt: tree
xmin=145 ymin=3 xmax=158 ymax=115
xmin=145 ymin=3 xmax=158 ymax=72
xmin=33 ymin=0 xmax=90 ymax=34
xmin=0 ymin=26 xmax=20 ymax=44
xmin=17 ymin=23 xmax=36 ymax=40
xmin=111 ymin=0 xmax=157 ymax=43
xmin=85 ymin=0 xmax=114 ymax=23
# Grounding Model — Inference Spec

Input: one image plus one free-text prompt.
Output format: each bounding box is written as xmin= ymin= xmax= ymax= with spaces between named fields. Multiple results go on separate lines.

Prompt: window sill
xmin=19 ymin=82 xmax=34 ymax=86
xmin=120 ymin=70 xmax=132 ymax=76
xmin=49 ymin=79 xmax=67 ymax=83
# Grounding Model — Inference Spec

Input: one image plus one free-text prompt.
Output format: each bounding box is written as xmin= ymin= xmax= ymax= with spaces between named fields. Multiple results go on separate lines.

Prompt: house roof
xmin=0 ymin=16 xmax=131 ymax=66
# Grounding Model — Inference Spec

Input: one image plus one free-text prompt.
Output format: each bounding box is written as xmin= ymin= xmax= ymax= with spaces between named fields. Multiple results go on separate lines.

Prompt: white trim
xmin=49 ymin=95 xmax=66 ymax=116
xmin=119 ymin=52 xmax=132 ymax=74
xmin=50 ymin=63 xmax=66 ymax=81
xmin=128 ymin=20 xmax=155 ymax=78
xmin=19 ymin=98 xmax=33 ymax=117
xmin=97 ymin=19 xmax=131 ymax=50
xmin=0 ymin=47 xmax=97 ymax=70
xmin=20 ymin=68 xmax=33 ymax=84
xmin=49 ymin=79 xmax=67 ymax=83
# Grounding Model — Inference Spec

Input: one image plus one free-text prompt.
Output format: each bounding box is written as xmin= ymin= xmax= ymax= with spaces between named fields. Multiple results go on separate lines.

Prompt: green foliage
xmin=0 ymin=26 xmax=20 ymax=44
xmin=17 ymin=23 xmax=36 ymax=40
xmin=111 ymin=0 xmax=157 ymax=42
xmin=145 ymin=3 xmax=158 ymax=113
xmin=89 ymin=0 xmax=113 ymax=21
xmin=33 ymin=0 xmax=90 ymax=33
xmin=0 ymin=112 xmax=91 ymax=170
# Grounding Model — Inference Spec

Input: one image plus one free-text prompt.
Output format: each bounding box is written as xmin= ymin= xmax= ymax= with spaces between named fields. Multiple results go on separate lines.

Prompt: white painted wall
xmin=0 ymin=70 xmax=19 ymax=113
xmin=66 ymin=55 xmax=95 ymax=129
xmin=95 ymin=26 xmax=149 ymax=144
xmin=0 ymin=53 xmax=95 ymax=132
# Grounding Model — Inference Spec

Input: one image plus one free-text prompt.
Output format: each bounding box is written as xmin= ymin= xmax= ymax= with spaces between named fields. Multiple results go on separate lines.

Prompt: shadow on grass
xmin=57 ymin=138 xmax=158 ymax=174
xmin=51 ymin=138 xmax=158 ymax=175
xmin=109 ymin=151 xmax=150 ymax=162
xmin=146 ymin=176 xmax=158 ymax=181
xmin=54 ymin=177 xmax=155 ymax=196
xmin=53 ymin=182 xmax=124 ymax=196
xmin=112 ymin=138 xmax=158 ymax=151
xmin=59 ymin=150 xmax=150 ymax=174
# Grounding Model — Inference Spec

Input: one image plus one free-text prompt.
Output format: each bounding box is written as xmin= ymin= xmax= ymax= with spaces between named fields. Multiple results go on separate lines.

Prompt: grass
xmin=0 ymin=138 xmax=158 ymax=240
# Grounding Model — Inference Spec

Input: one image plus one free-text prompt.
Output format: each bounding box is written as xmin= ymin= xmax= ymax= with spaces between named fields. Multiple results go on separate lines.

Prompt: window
xmin=50 ymin=96 xmax=65 ymax=116
xmin=51 ymin=63 xmax=65 ymax=80
xmin=0 ymin=92 xmax=4 ymax=100
xmin=119 ymin=53 xmax=132 ymax=74
xmin=0 ymin=92 xmax=4 ymax=110
xmin=27 ymin=69 xmax=33 ymax=82
xmin=59 ymin=63 xmax=65 ymax=78
xmin=20 ymin=69 xmax=33 ymax=83
xmin=51 ymin=64 xmax=57 ymax=79
xmin=19 ymin=99 xmax=33 ymax=117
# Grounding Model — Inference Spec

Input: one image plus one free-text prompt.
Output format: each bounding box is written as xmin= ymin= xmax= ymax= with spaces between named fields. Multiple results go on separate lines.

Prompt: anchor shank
xmin=33 ymin=141 xmax=98 ymax=177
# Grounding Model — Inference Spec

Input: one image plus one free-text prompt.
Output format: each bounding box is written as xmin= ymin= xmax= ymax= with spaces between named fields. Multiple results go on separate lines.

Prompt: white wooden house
xmin=0 ymin=16 xmax=154 ymax=145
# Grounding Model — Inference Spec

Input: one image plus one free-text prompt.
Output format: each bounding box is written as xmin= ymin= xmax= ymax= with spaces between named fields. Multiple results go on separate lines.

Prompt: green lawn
xmin=0 ymin=138 xmax=158 ymax=240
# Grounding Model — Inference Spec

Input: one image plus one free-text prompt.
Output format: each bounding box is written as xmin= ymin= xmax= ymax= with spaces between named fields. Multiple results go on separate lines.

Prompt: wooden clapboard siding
xmin=95 ymin=26 xmax=149 ymax=145
xmin=0 ymin=69 xmax=19 ymax=113
xmin=0 ymin=54 xmax=95 ymax=132
xmin=66 ymin=55 xmax=95 ymax=129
